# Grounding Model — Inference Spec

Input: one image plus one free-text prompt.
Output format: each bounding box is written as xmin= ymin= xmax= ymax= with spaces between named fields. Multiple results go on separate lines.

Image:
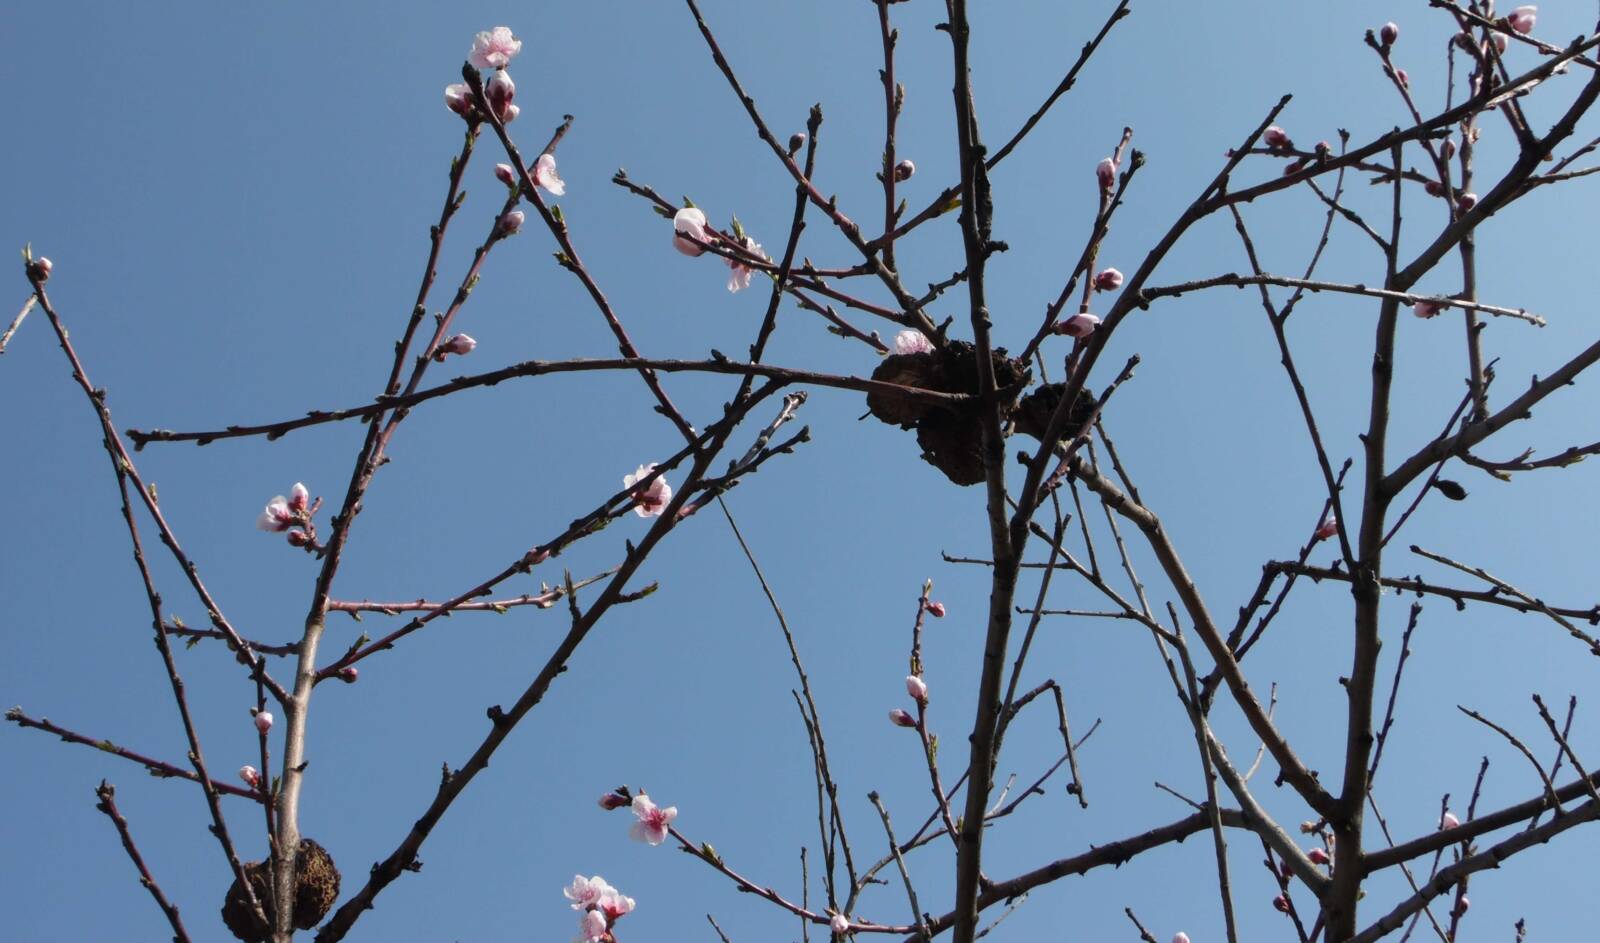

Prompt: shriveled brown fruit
xmin=221 ymin=838 xmax=341 ymax=942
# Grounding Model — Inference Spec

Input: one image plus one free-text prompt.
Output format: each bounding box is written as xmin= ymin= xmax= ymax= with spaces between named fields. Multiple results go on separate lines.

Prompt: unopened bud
xmin=495 ymin=163 xmax=517 ymax=187
xmin=1263 ymin=126 xmax=1293 ymax=150
xmin=1413 ymin=300 xmax=1444 ymax=319
xmin=1380 ymin=21 xmax=1400 ymax=45
xmin=1492 ymin=32 xmax=1508 ymax=54
xmin=1507 ymin=6 xmax=1537 ymax=35
xmin=1053 ymin=313 xmax=1101 ymax=338
xmin=497 ymin=210 xmax=526 ymax=237
xmin=442 ymin=333 xmax=477 ymax=356
xmin=1457 ymin=192 xmax=1478 ymax=212
xmin=1440 ymin=810 xmax=1461 ymax=829
xmin=286 ymin=529 xmax=310 ymax=547
xmin=1096 ymin=157 xmax=1117 ymax=191
xmin=1395 ymin=67 xmax=1410 ymax=89
xmin=485 ymin=69 xmax=516 ymax=116
xmin=1308 ymin=847 xmax=1330 ymax=865
xmin=906 ymin=674 xmax=929 ymax=704
xmin=831 ymin=913 xmax=850 ymax=935
xmin=444 ymin=83 xmax=476 ymax=119
xmin=1273 ymin=895 xmax=1290 ymax=913
xmin=27 ymin=256 xmax=52 ymax=283
xmin=1172 ymin=935 xmax=1190 ymax=943
xmin=1094 ymin=268 xmax=1124 ymax=292
xmin=288 ymin=482 xmax=309 ymax=513
xmin=1442 ymin=138 xmax=1457 ymax=159
xmin=1300 ymin=820 xmax=1319 ymax=834
xmin=254 ymin=711 xmax=274 ymax=734
xmin=339 ymin=666 xmax=359 ymax=684
xmin=789 ymin=132 xmax=807 ymax=153
xmin=598 ymin=792 xmax=631 ymax=811
xmin=888 ymin=708 xmax=917 ymax=728
xmin=240 ymin=765 xmax=261 ymax=788
xmin=926 ymin=600 xmax=946 ymax=618
xmin=893 ymin=159 xmax=916 ymax=181
xmin=1314 ymin=514 xmax=1339 ymax=541
xmin=1425 ymin=179 xmax=1446 ymax=198
xmin=1454 ymin=894 xmax=1471 ymax=915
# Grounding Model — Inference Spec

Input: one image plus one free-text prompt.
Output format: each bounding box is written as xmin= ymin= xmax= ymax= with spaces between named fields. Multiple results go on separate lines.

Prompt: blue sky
xmin=4 ymin=2 xmax=1600 ymax=941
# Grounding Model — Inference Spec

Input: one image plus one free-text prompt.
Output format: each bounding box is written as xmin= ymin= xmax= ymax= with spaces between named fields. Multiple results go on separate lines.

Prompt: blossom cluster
xmin=255 ymin=482 xmax=318 ymax=548
xmin=565 ymin=874 xmax=635 ymax=943
xmin=671 ymin=207 xmax=769 ymax=293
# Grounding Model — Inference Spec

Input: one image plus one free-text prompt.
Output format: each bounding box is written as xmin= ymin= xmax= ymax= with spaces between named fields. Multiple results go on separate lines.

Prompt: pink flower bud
xmin=889 ymin=708 xmax=917 ymax=728
xmin=469 ymin=26 xmax=523 ymax=71
xmin=1308 ymin=847 xmax=1330 ymax=865
xmin=1395 ymin=68 xmax=1410 ymax=89
xmin=1096 ymin=157 xmax=1117 ymax=191
xmin=598 ymin=792 xmax=631 ymax=811
xmin=286 ymin=529 xmax=310 ymax=547
xmin=1053 ymin=313 xmax=1101 ymax=338
xmin=1424 ymin=179 xmax=1445 ymax=198
xmin=495 ymin=163 xmax=517 ymax=187
xmin=894 ymin=329 xmax=934 ymax=355
xmin=288 ymin=482 xmax=309 ymax=513
xmin=1172 ymin=934 xmax=1190 ymax=943
xmin=501 ymin=103 xmax=520 ymax=124
xmin=444 ymin=83 xmax=476 ymax=118
xmin=1314 ymin=514 xmax=1338 ymax=542
xmin=442 ymin=333 xmax=477 ymax=356
xmin=1440 ymin=810 xmax=1460 ymax=829
xmin=894 ymin=159 xmax=916 ymax=181
xmin=534 ymin=153 xmax=566 ymax=196
xmin=1507 ymin=6 xmax=1537 ymax=35
xmin=1093 ymin=268 xmax=1124 ymax=292
xmin=926 ymin=600 xmax=946 ymax=618
xmin=1412 ymin=300 xmax=1444 ymax=319
xmin=1263 ymin=126 xmax=1292 ymax=150
xmin=1273 ymin=895 xmax=1290 ymax=913
xmin=485 ymin=69 xmax=515 ymax=117
xmin=1454 ymin=894 xmax=1471 ymax=915
xmin=672 ymin=207 xmax=711 ymax=257
xmin=624 ymin=464 xmax=672 ymax=518
xmin=339 ymin=666 xmax=359 ymax=684
xmin=1457 ymin=192 xmax=1478 ymax=212
xmin=1442 ymin=138 xmax=1457 ymax=159
xmin=1380 ymin=21 xmax=1400 ymax=45
xmin=27 ymin=256 xmax=52 ymax=282
xmin=831 ymin=913 xmax=850 ymax=935
xmin=1492 ymin=32 xmax=1508 ymax=54
xmin=257 ymin=496 xmax=294 ymax=532
xmin=254 ymin=711 xmax=274 ymax=734
xmin=240 ymin=765 xmax=261 ymax=788
xmin=1280 ymin=859 xmax=1294 ymax=878
xmin=906 ymin=674 xmax=928 ymax=704
xmin=496 ymin=210 xmax=525 ymax=237
xmin=789 ymin=132 xmax=807 ymax=153
xmin=578 ymin=909 xmax=608 ymax=943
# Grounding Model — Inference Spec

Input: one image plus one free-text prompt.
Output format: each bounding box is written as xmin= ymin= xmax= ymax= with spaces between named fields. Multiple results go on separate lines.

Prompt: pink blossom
xmin=339 ymin=666 xmax=359 ymax=683
xmin=535 ymin=153 xmax=566 ymax=196
xmin=254 ymin=711 xmax=274 ymax=734
xmin=286 ymin=529 xmax=310 ymax=548
xmin=831 ymin=913 xmax=850 ymax=935
xmin=889 ymin=708 xmax=917 ymax=728
xmin=1308 ymin=847 xmax=1330 ymax=865
xmin=1492 ymin=32 xmax=1509 ymax=54
xmin=789 ymin=132 xmax=807 ymax=153
xmin=598 ymin=792 xmax=630 ymax=811
xmin=1412 ymin=300 xmax=1444 ymax=319
xmin=598 ymin=889 xmax=635 ymax=920
xmin=726 ymin=235 xmax=767 ymax=293
xmin=1263 ymin=126 xmax=1293 ymax=150
xmin=1313 ymin=514 xmax=1338 ymax=542
xmin=629 ymin=793 xmax=677 ymax=845
xmin=1172 ymin=934 xmax=1191 ymax=943
xmin=1457 ymin=192 xmax=1478 ymax=212
xmin=1273 ymin=895 xmax=1290 ymax=913
xmin=288 ymin=482 xmax=309 ymax=513
xmin=469 ymin=27 xmax=522 ymax=71
xmin=1454 ymin=894 xmax=1471 ymax=915
xmin=672 ymin=207 xmax=711 ymax=256
xmin=485 ymin=69 xmax=515 ymax=117
xmin=28 ymin=256 xmax=52 ymax=282
xmin=893 ymin=159 xmax=916 ymax=181
xmin=1507 ymin=6 xmax=1537 ymax=35
xmin=256 ymin=495 xmax=294 ymax=532
xmin=1440 ymin=810 xmax=1460 ymax=829
xmin=444 ymin=83 xmax=475 ymax=118
xmin=495 ymin=163 xmax=517 ymax=187
xmin=577 ymin=908 xmax=608 ymax=943
xmin=1054 ymin=313 xmax=1100 ymax=338
xmin=1395 ymin=68 xmax=1410 ymax=89
xmin=497 ymin=210 xmax=525 ymax=237
xmin=1380 ymin=22 xmax=1399 ymax=45
xmin=239 ymin=765 xmax=261 ymax=788
xmin=623 ymin=464 xmax=672 ymax=518
xmin=1096 ymin=157 xmax=1117 ymax=191
xmin=502 ymin=103 xmax=520 ymax=124
xmin=894 ymin=330 xmax=934 ymax=355
xmin=925 ymin=600 xmax=946 ymax=618
xmin=564 ymin=874 xmax=615 ymax=911
xmin=441 ymin=334 xmax=477 ymax=356
xmin=1094 ymin=268 xmax=1124 ymax=292
xmin=906 ymin=674 xmax=928 ymax=704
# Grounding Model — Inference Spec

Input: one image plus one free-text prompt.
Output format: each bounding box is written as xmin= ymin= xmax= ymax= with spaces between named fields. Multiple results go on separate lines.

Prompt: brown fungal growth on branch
xmin=220 ymin=839 xmax=340 ymax=942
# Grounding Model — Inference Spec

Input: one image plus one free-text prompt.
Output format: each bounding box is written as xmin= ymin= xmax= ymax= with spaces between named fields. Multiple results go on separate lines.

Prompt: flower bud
xmin=1096 ymin=157 xmax=1117 ymax=191
xmin=1412 ymin=300 xmax=1444 ymax=319
xmin=496 ymin=210 xmax=525 ymax=237
xmin=240 ymin=765 xmax=261 ymax=788
xmin=1093 ymin=268 xmax=1124 ymax=292
xmin=254 ymin=711 xmax=274 ymax=734
xmin=1308 ymin=847 xmax=1330 ymax=865
xmin=888 ymin=708 xmax=917 ymax=728
xmin=926 ymin=600 xmax=946 ymax=618
xmin=1507 ymin=6 xmax=1537 ymax=35
xmin=1395 ymin=67 xmax=1410 ymax=89
xmin=1172 ymin=935 xmax=1190 ymax=943
xmin=495 ymin=163 xmax=517 ymax=187
xmin=1314 ymin=514 xmax=1338 ymax=542
xmin=485 ymin=69 xmax=515 ymax=116
xmin=289 ymin=482 xmax=309 ymax=513
xmin=1440 ymin=811 xmax=1460 ymax=829
xmin=1380 ymin=21 xmax=1400 ymax=45
xmin=1454 ymin=894 xmax=1471 ymax=915
xmin=1492 ymin=32 xmax=1508 ymax=54
xmin=598 ymin=792 xmax=631 ymax=811
xmin=672 ymin=207 xmax=711 ymax=257
xmin=501 ymin=103 xmax=520 ymax=124
xmin=442 ymin=333 xmax=478 ymax=356
xmin=789 ymin=132 xmax=807 ymax=153
xmin=286 ymin=529 xmax=310 ymax=547
xmin=444 ymin=83 xmax=476 ymax=119
xmin=831 ymin=913 xmax=850 ymax=935
xmin=906 ymin=674 xmax=928 ymax=704
xmin=1457 ymin=191 xmax=1478 ymax=212
xmin=1300 ymin=820 xmax=1318 ymax=833
xmin=893 ymin=159 xmax=916 ymax=181
xmin=1425 ymin=179 xmax=1445 ymax=197
xmin=1263 ymin=126 xmax=1293 ymax=150
xmin=27 ymin=256 xmax=52 ymax=283
xmin=1273 ymin=895 xmax=1290 ymax=913
xmin=339 ymin=666 xmax=359 ymax=684
xmin=1053 ymin=313 xmax=1101 ymax=338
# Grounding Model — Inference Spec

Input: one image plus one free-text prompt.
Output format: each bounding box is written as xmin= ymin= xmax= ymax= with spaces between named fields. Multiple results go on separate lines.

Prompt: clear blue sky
xmin=4 ymin=2 xmax=1599 ymax=941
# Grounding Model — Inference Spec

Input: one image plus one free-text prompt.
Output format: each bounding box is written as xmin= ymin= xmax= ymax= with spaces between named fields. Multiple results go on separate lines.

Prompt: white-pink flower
xmin=906 ymin=674 xmax=928 ymax=704
xmin=831 ymin=913 xmax=850 ymax=935
xmin=1094 ymin=268 xmax=1124 ymax=292
xmin=564 ymin=874 xmax=615 ymax=911
xmin=288 ymin=482 xmax=310 ymax=513
xmin=629 ymin=793 xmax=677 ymax=845
xmin=1055 ymin=313 xmax=1100 ymax=338
xmin=673 ymin=207 xmax=711 ymax=256
xmin=726 ymin=236 xmax=767 ymax=293
xmin=256 ymin=495 xmax=294 ymax=532
xmin=535 ymin=153 xmax=566 ymax=196
xmin=1441 ymin=810 xmax=1461 ymax=829
xmin=254 ymin=711 xmax=274 ymax=734
xmin=469 ymin=27 xmax=522 ymax=70
xmin=1313 ymin=514 xmax=1339 ymax=542
xmin=1096 ymin=157 xmax=1117 ymax=191
xmin=624 ymin=464 xmax=672 ymax=518
xmin=576 ymin=908 xmax=608 ymax=943
xmin=598 ymin=889 xmax=635 ymax=920
xmin=1507 ymin=6 xmax=1537 ymax=34
xmin=1264 ymin=126 xmax=1293 ymax=150
xmin=502 ymin=103 xmax=520 ymax=124
xmin=239 ymin=765 xmax=261 ymax=788
xmin=1172 ymin=934 xmax=1191 ymax=943
xmin=894 ymin=329 xmax=934 ymax=355
xmin=444 ymin=83 xmax=475 ymax=118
